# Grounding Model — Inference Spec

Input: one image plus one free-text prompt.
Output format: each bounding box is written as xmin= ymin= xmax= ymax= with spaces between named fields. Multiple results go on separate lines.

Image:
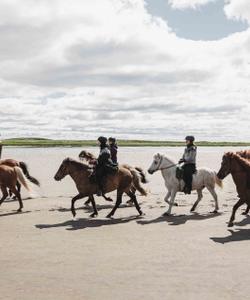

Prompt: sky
xmin=0 ymin=0 xmax=250 ymax=141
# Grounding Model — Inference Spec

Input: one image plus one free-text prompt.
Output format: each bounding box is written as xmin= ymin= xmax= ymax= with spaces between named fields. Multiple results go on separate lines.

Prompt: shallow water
xmin=2 ymin=146 xmax=248 ymax=199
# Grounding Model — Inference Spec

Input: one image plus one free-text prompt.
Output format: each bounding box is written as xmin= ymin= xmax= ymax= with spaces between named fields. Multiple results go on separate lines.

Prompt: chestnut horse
xmin=54 ymin=158 xmax=144 ymax=218
xmin=217 ymin=152 xmax=250 ymax=227
xmin=0 ymin=165 xmax=33 ymax=212
xmin=0 ymin=159 xmax=40 ymax=196
xmin=78 ymin=150 xmax=148 ymax=204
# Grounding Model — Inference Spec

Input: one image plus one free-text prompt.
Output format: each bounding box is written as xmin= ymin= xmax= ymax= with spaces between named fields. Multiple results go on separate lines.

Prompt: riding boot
xmin=183 ymin=185 xmax=191 ymax=194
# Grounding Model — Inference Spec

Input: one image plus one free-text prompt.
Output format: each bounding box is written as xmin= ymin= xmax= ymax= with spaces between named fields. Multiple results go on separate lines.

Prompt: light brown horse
xmin=78 ymin=150 xmax=148 ymax=203
xmin=54 ymin=158 xmax=144 ymax=218
xmin=0 ymin=165 xmax=32 ymax=212
xmin=0 ymin=159 xmax=40 ymax=196
xmin=217 ymin=152 xmax=250 ymax=227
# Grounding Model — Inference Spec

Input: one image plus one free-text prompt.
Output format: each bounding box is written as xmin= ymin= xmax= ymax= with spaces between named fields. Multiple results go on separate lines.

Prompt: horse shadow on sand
xmin=210 ymin=215 xmax=250 ymax=244
xmin=137 ymin=212 xmax=223 ymax=226
xmin=49 ymin=203 xmax=131 ymax=214
xmin=0 ymin=210 xmax=32 ymax=218
xmin=35 ymin=215 xmax=143 ymax=231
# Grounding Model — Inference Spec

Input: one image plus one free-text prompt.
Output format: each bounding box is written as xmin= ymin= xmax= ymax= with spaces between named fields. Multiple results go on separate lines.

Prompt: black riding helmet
xmin=185 ymin=135 xmax=195 ymax=142
xmin=98 ymin=136 xmax=108 ymax=144
xmin=108 ymin=137 xmax=116 ymax=143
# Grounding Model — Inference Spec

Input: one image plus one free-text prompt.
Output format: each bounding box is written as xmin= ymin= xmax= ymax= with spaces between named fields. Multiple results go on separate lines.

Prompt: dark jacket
xmin=109 ymin=144 xmax=118 ymax=164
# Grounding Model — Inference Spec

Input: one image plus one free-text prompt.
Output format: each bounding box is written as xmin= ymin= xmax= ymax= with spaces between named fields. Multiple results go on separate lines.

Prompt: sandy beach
xmin=1 ymin=147 xmax=250 ymax=300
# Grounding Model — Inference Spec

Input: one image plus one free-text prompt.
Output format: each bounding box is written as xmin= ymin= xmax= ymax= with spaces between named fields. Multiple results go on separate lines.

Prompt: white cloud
xmin=224 ymin=0 xmax=250 ymax=24
xmin=168 ymin=0 xmax=216 ymax=10
xmin=0 ymin=0 xmax=249 ymax=140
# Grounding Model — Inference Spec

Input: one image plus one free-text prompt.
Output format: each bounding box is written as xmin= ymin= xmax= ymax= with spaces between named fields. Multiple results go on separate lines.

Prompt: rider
xmin=178 ymin=136 xmax=197 ymax=194
xmin=95 ymin=136 xmax=117 ymax=196
xmin=108 ymin=137 xmax=118 ymax=164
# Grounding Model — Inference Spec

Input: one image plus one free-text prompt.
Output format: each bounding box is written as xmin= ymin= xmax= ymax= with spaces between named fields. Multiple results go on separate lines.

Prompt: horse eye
xmin=154 ymin=161 xmax=157 ymax=165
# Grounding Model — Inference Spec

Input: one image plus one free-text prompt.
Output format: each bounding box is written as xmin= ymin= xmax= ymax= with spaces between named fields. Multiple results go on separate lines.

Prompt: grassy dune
xmin=2 ymin=138 xmax=250 ymax=147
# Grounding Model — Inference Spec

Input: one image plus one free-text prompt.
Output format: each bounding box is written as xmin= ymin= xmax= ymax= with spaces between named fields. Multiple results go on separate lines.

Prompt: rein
xmin=156 ymin=155 xmax=177 ymax=171
xmin=159 ymin=164 xmax=177 ymax=171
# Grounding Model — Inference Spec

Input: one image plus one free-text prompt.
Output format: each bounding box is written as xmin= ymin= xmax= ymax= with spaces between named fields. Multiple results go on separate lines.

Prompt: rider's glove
xmin=178 ymin=158 xmax=185 ymax=164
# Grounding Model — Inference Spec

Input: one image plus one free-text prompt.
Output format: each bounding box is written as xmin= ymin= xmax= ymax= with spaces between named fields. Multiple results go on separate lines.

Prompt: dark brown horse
xmin=217 ymin=152 xmax=250 ymax=227
xmin=0 ymin=165 xmax=32 ymax=212
xmin=54 ymin=158 xmax=144 ymax=218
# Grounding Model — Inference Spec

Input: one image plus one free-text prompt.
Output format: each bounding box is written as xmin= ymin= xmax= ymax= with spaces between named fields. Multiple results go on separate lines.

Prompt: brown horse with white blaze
xmin=54 ymin=158 xmax=144 ymax=218
xmin=217 ymin=152 xmax=250 ymax=227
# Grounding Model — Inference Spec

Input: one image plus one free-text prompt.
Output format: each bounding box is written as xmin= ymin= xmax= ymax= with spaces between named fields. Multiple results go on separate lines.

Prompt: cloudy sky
xmin=0 ymin=0 xmax=250 ymax=141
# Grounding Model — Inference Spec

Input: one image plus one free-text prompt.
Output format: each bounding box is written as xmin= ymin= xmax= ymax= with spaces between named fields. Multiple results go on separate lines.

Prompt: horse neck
xmin=67 ymin=163 xmax=89 ymax=183
xmin=160 ymin=156 xmax=175 ymax=168
xmin=160 ymin=156 xmax=176 ymax=177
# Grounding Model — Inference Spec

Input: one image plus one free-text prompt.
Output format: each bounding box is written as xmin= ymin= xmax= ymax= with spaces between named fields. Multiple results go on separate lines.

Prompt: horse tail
xmin=214 ymin=172 xmax=223 ymax=188
xmin=130 ymin=169 xmax=148 ymax=196
xmin=19 ymin=161 xmax=40 ymax=186
xmin=14 ymin=167 xmax=31 ymax=191
xmin=135 ymin=167 xmax=148 ymax=184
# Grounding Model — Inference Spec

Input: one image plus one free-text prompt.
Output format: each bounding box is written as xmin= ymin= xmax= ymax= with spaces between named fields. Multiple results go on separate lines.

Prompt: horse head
xmin=217 ymin=152 xmax=233 ymax=179
xmin=54 ymin=158 xmax=72 ymax=181
xmin=148 ymin=153 xmax=175 ymax=174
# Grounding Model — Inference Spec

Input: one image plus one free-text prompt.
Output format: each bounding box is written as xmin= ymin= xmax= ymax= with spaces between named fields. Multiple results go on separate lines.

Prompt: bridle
xmin=154 ymin=155 xmax=177 ymax=171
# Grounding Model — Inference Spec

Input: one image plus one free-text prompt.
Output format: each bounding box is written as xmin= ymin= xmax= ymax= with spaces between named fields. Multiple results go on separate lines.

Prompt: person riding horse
xmin=179 ymin=135 xmax=197 ymax=194
xmin=108 ymin=137 xmax=118 ymax=164
xmin=93 ymin=136 xmax=118 ymax=196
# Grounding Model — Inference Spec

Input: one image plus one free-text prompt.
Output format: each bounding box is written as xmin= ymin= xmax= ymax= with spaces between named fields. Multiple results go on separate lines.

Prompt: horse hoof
xmin=174 ymin=203 xmax=178 ymax=207
xmin=190 ymin=208 xmax=195 ymax=213
xmin=17 ymin=209 xmax=22 ymax=213
xmin=72 ymin=217 xmax=77 ymax=221
xmin=163 ymin=212 xmax=171 ymax=217
xmin=228 ymin=222 xmax=234 ymax=227
xmin=211 ymin=210 xmax=218 ymax=214
xmin=90 ymin=213 xmax=98 ymax=218
xmin=139 ymin=211 xmax=145 ymax=216
xmin=106 ymin=214 xmax=113 ymax=219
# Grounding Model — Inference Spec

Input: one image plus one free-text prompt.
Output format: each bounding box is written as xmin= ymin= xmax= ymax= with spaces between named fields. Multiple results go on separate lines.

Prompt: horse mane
xmin=80 ymin=151 xmax=96 ymax=160
xmin=236 ymin=150 xmax=250 ymax=159
xmin=64 ymin=158 xmax=91 ymax=171
xmin=231 ymin=153 xmax=250 ymax=171
xmin=162 ymin=154 xmax=176 ymax=164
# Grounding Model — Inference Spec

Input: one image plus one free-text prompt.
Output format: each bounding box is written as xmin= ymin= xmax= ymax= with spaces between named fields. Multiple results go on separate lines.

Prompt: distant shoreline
xmin=2 ymin=138 xmax=250 ymax=147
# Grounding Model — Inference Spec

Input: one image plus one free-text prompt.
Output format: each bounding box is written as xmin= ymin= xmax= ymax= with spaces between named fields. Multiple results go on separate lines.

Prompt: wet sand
xmin=1 ymin=147 xmax=250 ymax=300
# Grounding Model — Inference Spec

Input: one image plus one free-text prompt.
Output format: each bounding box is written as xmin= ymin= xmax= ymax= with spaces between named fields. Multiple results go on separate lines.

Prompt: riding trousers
xmin=182 ymin=163 xmax=196 ymax=192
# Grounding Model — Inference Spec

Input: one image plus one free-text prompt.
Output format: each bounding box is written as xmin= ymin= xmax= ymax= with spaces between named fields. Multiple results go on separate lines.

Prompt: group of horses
xmin=0 ymin=149 xmax=250 ymax=227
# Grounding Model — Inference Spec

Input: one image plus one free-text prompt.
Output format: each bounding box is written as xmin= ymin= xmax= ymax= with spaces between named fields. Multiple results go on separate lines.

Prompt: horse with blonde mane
xmin=78 ymin=150 xmax=148 ymax=204
xmin=54 ymin=158 xmax=144 ymax=218
xmin=0 ymin=165 xmax=33 ymax=212
xmin=148 ymin=153 xmax=222 ymax=216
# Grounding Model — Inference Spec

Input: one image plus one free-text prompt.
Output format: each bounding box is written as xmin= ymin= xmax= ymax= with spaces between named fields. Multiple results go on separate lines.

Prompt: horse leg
xmin=242 ymin=204 xmax=250 ymax=215
xmin=89 ymin=195 xmax=98 ymax=218
xmin=10 ymin=186 xmax=23 ymax=212
xmin=164 ymin=189 xmax=178 ymax=207
xmin=71 ymin=193 xmax=84 ymax=218
xmin=190 ymin=189 xmax=203 ymax=212
xmin=84 ymin=198 xmax=91 ymax=206
xmin=0 ymin=186 xmax=8 ymax=206
xmin=206 ymin=185 xmax=219 ymax=213
xmin=127 ymin=191 xmax=143 ymax=216
xmin=106 ymin=190 xmax=123 ymax=218
xmin=228 ymin=198 xmax=245 ymax=227
xmin=164 ymin=189 xmax=177 ymax=216
xmin=164 ymin=191 xmax=171 ymax=204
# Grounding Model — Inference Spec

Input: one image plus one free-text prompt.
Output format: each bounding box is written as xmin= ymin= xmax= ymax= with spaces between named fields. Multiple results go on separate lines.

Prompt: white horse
xmin=147 ymin=153 xmax=223 ymax=215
